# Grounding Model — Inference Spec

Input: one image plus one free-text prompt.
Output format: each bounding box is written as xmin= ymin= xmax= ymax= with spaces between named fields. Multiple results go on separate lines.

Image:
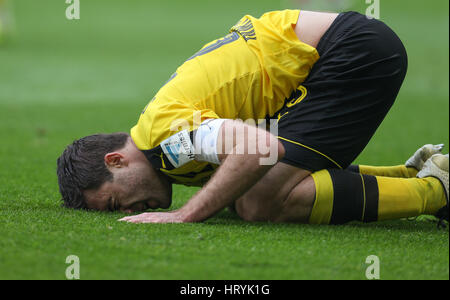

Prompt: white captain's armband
xmin=160 ymin=130 xmax=195 ymax=168
xmin=193 ymin=119 xmax=227 ymax=165
xmin=160 ymin=119 xmax=227 ymax=168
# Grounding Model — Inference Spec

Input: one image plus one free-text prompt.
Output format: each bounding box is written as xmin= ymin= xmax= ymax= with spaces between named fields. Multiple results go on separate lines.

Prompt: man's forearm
xmin=178 ymin=148 xmax=274 ymax=222
xmin=178 ymin=120 xmax=285 ymax=222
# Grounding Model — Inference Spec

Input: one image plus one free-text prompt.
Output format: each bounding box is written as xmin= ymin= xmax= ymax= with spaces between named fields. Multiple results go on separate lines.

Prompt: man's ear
xmin=104 ymin=152 xmax=127 ymax=168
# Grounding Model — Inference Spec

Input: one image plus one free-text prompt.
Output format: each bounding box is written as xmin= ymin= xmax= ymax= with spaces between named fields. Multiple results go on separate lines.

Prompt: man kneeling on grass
xmin=57 ymin=10 xmax=449 ymax=226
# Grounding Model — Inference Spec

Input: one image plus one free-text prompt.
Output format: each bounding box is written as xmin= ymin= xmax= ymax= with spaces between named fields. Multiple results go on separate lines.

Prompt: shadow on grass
xmin=208 ymin=209 xmax=448 ymax=234
xmin=50 ymin=201 xmax=448 ymax=235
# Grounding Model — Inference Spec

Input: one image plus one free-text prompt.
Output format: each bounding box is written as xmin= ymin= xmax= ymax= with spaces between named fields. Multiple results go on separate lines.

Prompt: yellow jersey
xmin=131 ymin=9 xmax=320 ymax=186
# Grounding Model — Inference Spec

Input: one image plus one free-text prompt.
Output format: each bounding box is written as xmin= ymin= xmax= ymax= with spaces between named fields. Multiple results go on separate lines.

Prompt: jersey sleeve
xmin=131 ymin=96 xmax=220 ymax=150
xmin=131 ymin=96 xmax=221 ymax=187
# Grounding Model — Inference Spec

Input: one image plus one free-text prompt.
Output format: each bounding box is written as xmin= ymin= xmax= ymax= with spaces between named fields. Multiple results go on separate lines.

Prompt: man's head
xmin=57 ymin=133 xmax=172 ymax=212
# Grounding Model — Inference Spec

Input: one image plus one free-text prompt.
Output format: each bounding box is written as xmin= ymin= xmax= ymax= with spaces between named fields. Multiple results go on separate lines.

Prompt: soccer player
xmin=57 ymin=10 xmax=449 ymax=226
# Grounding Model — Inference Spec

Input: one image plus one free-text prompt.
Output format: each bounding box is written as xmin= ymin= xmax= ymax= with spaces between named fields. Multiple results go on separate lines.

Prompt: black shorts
xmin=275 ymin=11 xmax=408 ymax=172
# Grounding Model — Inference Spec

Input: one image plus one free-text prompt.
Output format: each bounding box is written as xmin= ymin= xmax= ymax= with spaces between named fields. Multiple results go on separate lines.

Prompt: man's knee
xmin=235 ymin=194 xmax=280 ymax=222
xmin=274 ymin=175 xmax=315 ymax=223
xmin=235 ymin=174 xmax=314 ymax=222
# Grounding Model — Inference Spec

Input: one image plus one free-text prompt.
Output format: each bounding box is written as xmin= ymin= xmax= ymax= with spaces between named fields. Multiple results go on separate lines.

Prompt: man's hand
xmin=118 ymin=211 xmax=185 ymax=224
xmin=118 ymin=120 xmax=284 ymax=224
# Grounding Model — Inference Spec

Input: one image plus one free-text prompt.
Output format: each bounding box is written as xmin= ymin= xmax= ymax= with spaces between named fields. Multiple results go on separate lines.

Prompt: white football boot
xmin=405 ymin=144 xmax=444 ymax=170
xmin=417 ymin=153 xmax=449 ymax=227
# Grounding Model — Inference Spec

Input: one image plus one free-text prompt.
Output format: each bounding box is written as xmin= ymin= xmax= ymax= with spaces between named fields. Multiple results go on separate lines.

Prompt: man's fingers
xmin=119 ymin=213 xmax=149 ymax=222
xmin=118 ymin=213 xmax=160 ymax=223
xmin=119 ymin=215 xmax=146 ymax=222
xmin=119 ymin=217 xmax=149 ymax=223
xmin=117 ymin=212 xmax=181 ymax=224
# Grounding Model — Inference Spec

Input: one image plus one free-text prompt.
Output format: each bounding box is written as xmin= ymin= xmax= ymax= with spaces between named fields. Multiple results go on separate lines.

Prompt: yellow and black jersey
xmin=131 ymin=9 xmax=320 ymax=186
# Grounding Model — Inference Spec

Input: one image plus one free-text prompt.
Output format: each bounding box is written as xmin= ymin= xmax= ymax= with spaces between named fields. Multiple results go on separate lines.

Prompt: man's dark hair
xmin=57 ymin=132 xmax=130 ymax=209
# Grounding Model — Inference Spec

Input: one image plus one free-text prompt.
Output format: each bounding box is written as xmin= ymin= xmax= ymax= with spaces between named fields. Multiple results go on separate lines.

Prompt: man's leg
xmin=234 ymin=162 xmax=311 ymax=222
xmin=347 ymin=164 xmax=419 ymax=178
xmin=233 ymin=14 xmax=448 ymax=224
xmin=307 ymin=168 xmax=447 ymax=224
xmin=235 ymin=161 xmax=447 ymax=225
xmin=346 ymin=144 xmax=445 ymax=178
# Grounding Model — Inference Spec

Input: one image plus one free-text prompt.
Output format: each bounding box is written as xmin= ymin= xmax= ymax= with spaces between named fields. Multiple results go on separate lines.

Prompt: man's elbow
xmin=277 ymin=139 xmax=285 ymax=160
xmin=258 ymin=135 xmax=285 ymax=165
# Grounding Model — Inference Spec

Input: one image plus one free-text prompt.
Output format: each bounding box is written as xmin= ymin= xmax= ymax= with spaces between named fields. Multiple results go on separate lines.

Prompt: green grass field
xmin=0 ymin=0 xmax=448 ymax=280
